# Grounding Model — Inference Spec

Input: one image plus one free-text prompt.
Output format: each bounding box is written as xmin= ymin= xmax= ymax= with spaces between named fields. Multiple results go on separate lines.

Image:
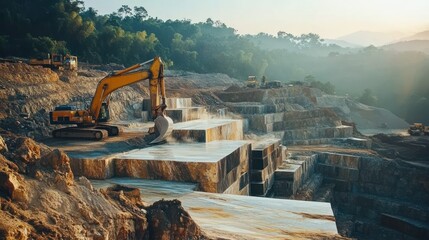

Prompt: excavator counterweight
xmin=49 ymin=57 xmax=173 ymax=143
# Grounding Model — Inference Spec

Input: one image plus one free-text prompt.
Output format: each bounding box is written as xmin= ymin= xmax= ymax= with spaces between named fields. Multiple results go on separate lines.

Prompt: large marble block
xmin=172 ymin=119 xmax=243 ymax=142
xmin=113 ymin=140 xmax=250 ymax=194
xmin=92 ymin=178 xmax=339 ymax=239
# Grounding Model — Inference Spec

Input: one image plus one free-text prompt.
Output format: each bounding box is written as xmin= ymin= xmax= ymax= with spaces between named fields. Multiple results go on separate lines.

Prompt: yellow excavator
xmin=49 ymin=57 xmax=173 ymax=144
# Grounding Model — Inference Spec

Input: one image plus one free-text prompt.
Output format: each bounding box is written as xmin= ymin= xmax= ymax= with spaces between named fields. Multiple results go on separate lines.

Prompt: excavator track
xmin=52 ymin=127 xmax=108 ymax=141
xmin=96 ymin=124 xmax=124 ymax=136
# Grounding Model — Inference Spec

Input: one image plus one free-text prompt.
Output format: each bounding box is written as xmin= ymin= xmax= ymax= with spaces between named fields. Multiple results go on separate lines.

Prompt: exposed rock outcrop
xmin=0 ymin=132 xmax=205 ymax=239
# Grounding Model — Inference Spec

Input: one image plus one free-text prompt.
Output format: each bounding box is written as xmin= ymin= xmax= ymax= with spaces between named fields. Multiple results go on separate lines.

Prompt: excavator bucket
xmin=150 ymin=115 xmax=174 ymax=144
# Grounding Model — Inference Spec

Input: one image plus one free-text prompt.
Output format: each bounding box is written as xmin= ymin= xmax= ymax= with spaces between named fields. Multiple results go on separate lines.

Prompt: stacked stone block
xmin=216 ymin=88 xmax=354 ymax=145
xmin=273 ymin=154 xmax=317 ymax=198
xmin=249 ymin=139 xmax=284 ymax=196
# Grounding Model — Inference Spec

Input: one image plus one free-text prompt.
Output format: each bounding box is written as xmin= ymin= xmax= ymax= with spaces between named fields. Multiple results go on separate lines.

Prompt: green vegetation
xmin=1 ymin=0 xmax=428 ymax=124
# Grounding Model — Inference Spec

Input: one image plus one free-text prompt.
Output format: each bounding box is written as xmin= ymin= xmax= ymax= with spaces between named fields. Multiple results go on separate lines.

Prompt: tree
xmin=118 ymin=5 xmax=132 ymax=18
xmin=133 ymin=6 xmax=148 ymax=20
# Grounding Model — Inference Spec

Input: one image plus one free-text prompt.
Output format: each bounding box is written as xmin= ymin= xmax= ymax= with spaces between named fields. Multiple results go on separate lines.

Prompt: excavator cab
xmin=97 ymin=103 xmax=110 ymax=122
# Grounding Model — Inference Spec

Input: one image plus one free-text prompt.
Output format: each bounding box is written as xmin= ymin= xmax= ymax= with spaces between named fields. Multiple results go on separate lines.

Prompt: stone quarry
xmin=1 ymin=62 xmax=428 ymax=239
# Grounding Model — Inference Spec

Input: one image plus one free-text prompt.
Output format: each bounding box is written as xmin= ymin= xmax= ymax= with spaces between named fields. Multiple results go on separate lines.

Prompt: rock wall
xmin=317 ymin=152 xmax=429 ymax=239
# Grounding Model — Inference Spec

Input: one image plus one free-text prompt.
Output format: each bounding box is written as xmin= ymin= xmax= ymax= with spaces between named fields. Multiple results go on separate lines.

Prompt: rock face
xmin=0 ymin=132 xmax=205 ymax=240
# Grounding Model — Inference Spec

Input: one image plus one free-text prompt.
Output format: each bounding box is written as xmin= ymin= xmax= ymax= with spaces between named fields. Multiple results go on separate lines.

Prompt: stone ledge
xmin=172 ymin=119 xmax=243 ymax=142
xmin=317 ymin=163 xmax=359 ymax=182
xmin=113 ymin=140 xmax=250 ymax=194
xmin=318 ymin=152 xmax=361 ymax=169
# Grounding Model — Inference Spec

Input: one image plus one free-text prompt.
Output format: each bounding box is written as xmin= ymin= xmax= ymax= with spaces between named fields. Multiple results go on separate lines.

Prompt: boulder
xmin=145 ymin=199 xmax=203 ymax=240
xmin=0 ymin=135 xmax=8 ymax=153
xmin=0 ymin=170 xmax=28 ymax=202
xmin=7 ymin=137 xmax=41 ymax=163
xmin=40 ymin=149 xmax=74 ymax=186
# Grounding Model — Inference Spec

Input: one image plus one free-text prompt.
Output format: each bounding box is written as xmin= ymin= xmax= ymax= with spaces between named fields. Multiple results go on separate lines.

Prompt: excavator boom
xmin=50 ymin=57 xmax=173 ymax=143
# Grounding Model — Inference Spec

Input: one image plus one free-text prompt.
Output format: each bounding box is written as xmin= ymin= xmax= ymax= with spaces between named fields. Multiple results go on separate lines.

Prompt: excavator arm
xmin=90 ymin=57 xmax=166 ymax=121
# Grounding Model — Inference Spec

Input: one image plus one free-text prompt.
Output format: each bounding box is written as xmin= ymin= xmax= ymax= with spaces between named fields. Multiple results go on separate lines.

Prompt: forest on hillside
xmin=1 ymin=0 xmax=428 ymax=124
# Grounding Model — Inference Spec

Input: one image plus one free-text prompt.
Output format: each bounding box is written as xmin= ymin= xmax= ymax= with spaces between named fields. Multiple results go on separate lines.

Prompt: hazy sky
xmin=83 ymin=0 xmax=429 ymax=38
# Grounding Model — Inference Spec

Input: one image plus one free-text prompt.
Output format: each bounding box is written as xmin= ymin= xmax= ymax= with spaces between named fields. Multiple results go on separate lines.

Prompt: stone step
xmin=249 ymin=138 xmax=283 ymax=197
xmin=215 ymin=89 xmax=266 ymax=102
xmin=229 ymin=103 xmax=268 ymax=114
xmin=273 ymin=153 xmax=319 ymax=198
xmin=114 ymin=140 xmax=251 ymax=194
xmin=250 ymin=176 xmax=275 ymax=197
xmin=273 ymin=117 xmax=341 ymax=131
xmin=142 ymin=97 xmax=193 ymax=111
xmin=273 ymin=163 xmax=302 ymax=197
xmin=282 ymin=125 xmax=353 ymax=140
xmin=332 ymin=137 xmax=372 ymax=149
xmin=380 ymin=213 xmax=429 ymax=239
xmin=318 ymin=152 xmax=361 ymax=169
xmin=172 ymin=119 xmax=243 ymax=142
xmin=317 ymin=163 xmax=359 ymax=182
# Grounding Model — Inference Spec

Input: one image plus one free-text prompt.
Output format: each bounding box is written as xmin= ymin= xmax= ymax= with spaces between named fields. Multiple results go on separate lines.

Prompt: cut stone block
xmin=274 ymin=162 xmax=303 ymax=197
xmin=216 ymin=89 xmax=266 ymax=102
xmin=249 ymin=139 xmax=283 ymax=196
xmin=172 ymin=119 xmax=243 ymax=142
xmin=251 ymin=139 xmax=281 ymax=159
xmin=166 ymin=107 xmax=206 ymax=123
xmin=113 ymin=140 xmax=250 ymax=194
xmin=275 ymin=163 xmax=302 ymax=181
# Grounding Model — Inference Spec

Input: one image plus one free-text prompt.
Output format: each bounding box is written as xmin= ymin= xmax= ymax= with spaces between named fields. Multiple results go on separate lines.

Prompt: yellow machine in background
xmin=49 ymin=57 xmax=173 ymax=143
xmin=29 ymin=53 xmax=78 ymax=70
xmin=246 ymin=76 xmax=259 ymax=88
xmin=408 ymin=123 xmax=429 ymax=136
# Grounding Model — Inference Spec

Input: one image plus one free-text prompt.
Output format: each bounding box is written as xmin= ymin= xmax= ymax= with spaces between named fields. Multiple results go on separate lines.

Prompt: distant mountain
xmin=337 ymin=31 xmax=405 ymax=47
xmin=323 ymin=39 xmax=362 ymax=48
xmin=401 ymin=30 xmax=429 ymax=41
xmin=382 ymin=40 xmax=429 ymax=54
